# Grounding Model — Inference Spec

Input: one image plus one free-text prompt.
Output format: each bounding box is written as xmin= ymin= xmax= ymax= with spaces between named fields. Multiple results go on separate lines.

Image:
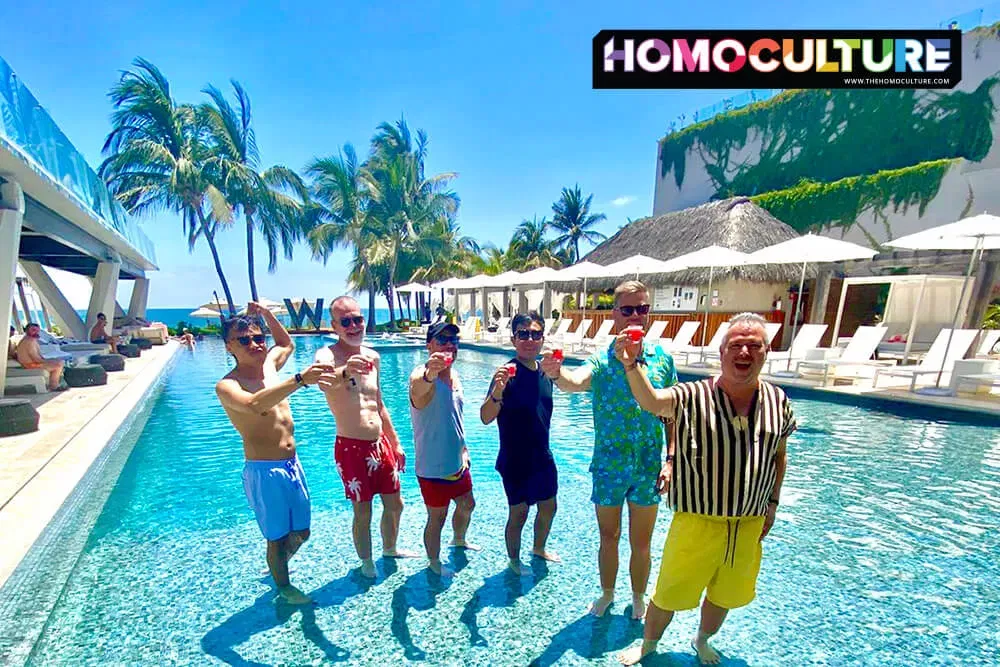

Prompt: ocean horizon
xmin=65 ymin=306 xmax=402 ymax=330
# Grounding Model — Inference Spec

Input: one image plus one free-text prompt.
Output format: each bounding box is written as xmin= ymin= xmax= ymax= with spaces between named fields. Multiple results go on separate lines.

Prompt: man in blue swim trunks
xmin=216 ymin=302 xmax=333 ymax=604
xmin=481 ymin=311 xmax=561 ymax=574
xmin=542 ymin=280 xmax=677 ymax=618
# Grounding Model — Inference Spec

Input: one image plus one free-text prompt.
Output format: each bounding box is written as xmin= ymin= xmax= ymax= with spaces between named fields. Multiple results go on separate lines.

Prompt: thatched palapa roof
xmin=580 ymin=197 xmax=814 ymax=287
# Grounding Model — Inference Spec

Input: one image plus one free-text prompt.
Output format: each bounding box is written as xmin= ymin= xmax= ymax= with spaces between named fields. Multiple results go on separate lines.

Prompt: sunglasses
xmin=514 ymin=330 xmax=544 ymax=341
xmin=339 ymin=315 xmax=365 ymax=328
xmin=434 ymin=335 xmax=460 ymax=345
xmin=235 ymin=334 xmax=267 ymax=346
xmin=727 ymin=342 xmax=765 ymax=353
xmin=617 ymin=304 xmax=651 ymax=317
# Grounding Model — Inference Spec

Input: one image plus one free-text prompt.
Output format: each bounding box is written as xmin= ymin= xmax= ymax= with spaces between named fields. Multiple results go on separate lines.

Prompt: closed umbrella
xmin=886 ymin=213 xmax=1000 ymax=395
xmin=745 ymin=234 xmax=877 ymax=376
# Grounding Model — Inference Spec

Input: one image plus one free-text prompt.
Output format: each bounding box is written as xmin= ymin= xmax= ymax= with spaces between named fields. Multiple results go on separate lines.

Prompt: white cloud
xmin=611 ymin=196 xmax=635 ymax=207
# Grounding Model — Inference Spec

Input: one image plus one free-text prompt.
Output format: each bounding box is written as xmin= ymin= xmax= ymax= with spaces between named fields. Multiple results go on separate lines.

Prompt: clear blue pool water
xmin=2 ymin=336 xmax=999 ymax=665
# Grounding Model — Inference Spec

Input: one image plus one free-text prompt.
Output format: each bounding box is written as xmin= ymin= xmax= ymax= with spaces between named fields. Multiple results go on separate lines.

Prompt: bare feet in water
xmin=692 ymin=636 xmax=722 ymax=664
xmin=450 ymin=539 xmax=481 ymax=551
xmin=630 ymin=594 xmax=646 ymax=620
xmin=618 ymin=639 xmax=658 ymax=665
xmin=531 ymin=548 xmax=561 ymax=563
xmin=428 ymin=558 xmax=454 ymax=576
xmin=359 ymin=559 xmax=377 ymax=578
xmin=382 ymin=548 xmax=420 ymax=558
xmin=276 ymin=585 xmax=314 ymax=605
xmin=507 ymin=559 xmax=522 ymax=575
xmin=588 ymin=590 xmax=614 ymax=617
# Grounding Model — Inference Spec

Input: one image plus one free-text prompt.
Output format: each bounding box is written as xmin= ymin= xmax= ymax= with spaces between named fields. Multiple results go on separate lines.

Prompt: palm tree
xmin=99 ymin=58 xmax=237 ymax=314
xmin=200 ymin=81 xmax=310 ymax=302
xmin=509 ymin=215 xmax=562 ymax=268
xmin=550 ymin=184 xmax=608 ymax=263
xmin=305 ymin=144 xmax=385 ymax=333
xmin=364 ymin=118 xmax=460 ymax=328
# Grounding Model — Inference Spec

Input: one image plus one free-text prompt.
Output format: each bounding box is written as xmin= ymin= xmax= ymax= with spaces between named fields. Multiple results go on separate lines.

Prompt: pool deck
xmin=0 ymin=341 xmax=180 ymax=588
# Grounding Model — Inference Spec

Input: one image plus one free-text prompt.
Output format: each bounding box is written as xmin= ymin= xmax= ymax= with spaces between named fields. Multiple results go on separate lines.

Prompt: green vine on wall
xmin=658 ymin=75 xmax=1000 ymax=198
xmin=750 ymin=158 xmax=958 ymax=245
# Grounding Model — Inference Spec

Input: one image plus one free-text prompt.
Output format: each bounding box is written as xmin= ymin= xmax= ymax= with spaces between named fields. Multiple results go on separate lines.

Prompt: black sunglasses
xmin=514 ymin=329 xmax=544 ymax=341
xmin=235 ymin=334 xmax=267 ymax=346
xmin=617 ymin=304 xmax=651 ymax=317
xmin=434 ymin=334 xmax=460 ymax=345
xmin=339 ymin=315 xmax=365 ymax=328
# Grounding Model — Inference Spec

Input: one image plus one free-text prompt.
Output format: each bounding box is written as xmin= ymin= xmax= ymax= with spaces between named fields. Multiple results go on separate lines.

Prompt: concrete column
xmin=518 ymin=288 xmax=529 ymax=313
xmin=502 ymin=289 xmax=511 ymax=317
xmin=0 ymin=179 xmax=25 ymax=396
xmin=542 ymin=284 xmax=553 ymax=319
xmin=128 ymin=277 xmax=150 ymax=319
xmin=15 ymin=278 xmax=32 ymax=326
xmin=809 ymin=270 xmax=833 ymax=324
xmin=86 ymin=260 xmax=121 ymax=335
xmin=19 ymin=260 xmax=87 ymax=340
xmin=480 ymin=287 xmax=489 ymax=323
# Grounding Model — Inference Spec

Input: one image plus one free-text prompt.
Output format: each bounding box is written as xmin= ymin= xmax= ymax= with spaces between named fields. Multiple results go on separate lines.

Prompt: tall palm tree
xmin=305 ymin=144 xmax=385 ymax=333
xmin=510 ymin=215 xmax=562 ymax=268
xmin=200 ymin=81 xmax=310 ymax=302
xmin=364 ymin=118 xmax=460 ymax=328
xmin=550 ymin=184 xmax=608 ymax=263
xmin=99 ymin=57 xmax=237 ymax=314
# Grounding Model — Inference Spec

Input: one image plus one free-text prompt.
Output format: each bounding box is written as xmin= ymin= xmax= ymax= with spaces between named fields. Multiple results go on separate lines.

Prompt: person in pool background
xmin=409 ymin=321 xmax=480 ymax=575
xmin=480 ymin=311 xmax=561 ymax=574
xmin=214 ymin=302 xmax=332 ymax=605
xmin=314 ymin=295 xmax=415 ymax=578
xmin=540 ymin=280 xmax=678 ymax=619
xmin=615 ymin=312 xmax=795 ymax=665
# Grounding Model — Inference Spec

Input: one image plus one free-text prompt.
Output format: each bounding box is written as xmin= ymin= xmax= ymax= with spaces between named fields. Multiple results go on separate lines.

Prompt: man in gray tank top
xmin=409 ymin=322 xmax=480 ymax=575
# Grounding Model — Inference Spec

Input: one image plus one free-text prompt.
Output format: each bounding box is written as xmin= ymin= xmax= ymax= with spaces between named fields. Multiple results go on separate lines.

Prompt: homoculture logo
xmin=593 ymin=30 xmax=961 ymax=89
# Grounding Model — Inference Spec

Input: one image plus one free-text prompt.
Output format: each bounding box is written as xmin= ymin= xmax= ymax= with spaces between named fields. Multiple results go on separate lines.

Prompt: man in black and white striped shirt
xmin=616 ymin=313 xmax=796 ymax=666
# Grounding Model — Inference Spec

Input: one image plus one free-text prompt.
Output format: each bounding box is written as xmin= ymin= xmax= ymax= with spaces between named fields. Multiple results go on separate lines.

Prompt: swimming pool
xmin=1 ymin=336 xmax=998 ymax=665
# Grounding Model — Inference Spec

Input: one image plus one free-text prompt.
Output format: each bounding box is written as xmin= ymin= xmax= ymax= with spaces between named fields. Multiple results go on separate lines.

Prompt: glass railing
xmin=666 ymin=2 xmax=1000 ymax=137
xmin=0 ymin=55 xmax=156 ymax=264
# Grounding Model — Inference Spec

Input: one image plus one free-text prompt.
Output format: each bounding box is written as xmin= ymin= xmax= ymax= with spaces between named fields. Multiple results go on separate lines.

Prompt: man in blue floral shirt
xmin=541 ymin=280 xmax=677 ymax=618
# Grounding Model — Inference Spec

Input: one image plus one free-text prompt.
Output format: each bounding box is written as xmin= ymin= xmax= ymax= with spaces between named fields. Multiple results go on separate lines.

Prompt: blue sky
xmin=4 ymin=0 xmax=961 ymax=308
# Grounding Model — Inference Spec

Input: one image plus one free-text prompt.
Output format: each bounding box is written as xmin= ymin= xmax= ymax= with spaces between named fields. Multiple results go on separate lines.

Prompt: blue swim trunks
xmin=242 ymin=455 xmax=311 ymax=541
xmin=591 ymin=467 xmax=660 ymax=507
xmin=501 ymin=458 xmax=558 ymax=507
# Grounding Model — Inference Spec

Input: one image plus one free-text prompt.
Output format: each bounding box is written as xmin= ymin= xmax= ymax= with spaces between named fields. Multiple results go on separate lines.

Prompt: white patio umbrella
xmin=199 ymin=299 xmax=241 ymax=313
xmin=239 ymin=297 xmax=288 ymax=315
xmin=396 ymin=282 xmax=432 ymax=293
xmin=886 ymin=213 xmax=1000 ymax=394
xmin=552 ymin=261 xmax=609 ymax=322
xmin=189 ymin=306 xmax=222 ymax=322
xmin=746 ymin=234 xmax=877 ymax=375
xmin=664 ymin=245 xmax=751 ymax=366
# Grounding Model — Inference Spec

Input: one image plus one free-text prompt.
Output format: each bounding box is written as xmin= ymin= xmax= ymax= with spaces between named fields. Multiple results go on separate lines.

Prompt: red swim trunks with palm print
xmin=334 ymin=432 xmax=401 ymax=503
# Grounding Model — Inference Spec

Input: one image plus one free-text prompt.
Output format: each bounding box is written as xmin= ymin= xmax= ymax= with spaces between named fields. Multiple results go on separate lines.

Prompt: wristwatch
xmin=294 ymin=372 xmax=304 ymax=386
xmin=422 ymin=365 xmax=433 ymax=383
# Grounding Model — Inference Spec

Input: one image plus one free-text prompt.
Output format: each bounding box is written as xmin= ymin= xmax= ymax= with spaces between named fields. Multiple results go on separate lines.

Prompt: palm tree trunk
xmin=386 ymin=285 xmax=397 ymax=329
xmin=574 ymin=238 xmax=580 ymax=264
xmin=246 ymin=216 xmax=259 ymax=302
xmin=197 ymin=209 xmax=237 ymax=316
xmin=367 ymin=275 xmax=377 ymax=334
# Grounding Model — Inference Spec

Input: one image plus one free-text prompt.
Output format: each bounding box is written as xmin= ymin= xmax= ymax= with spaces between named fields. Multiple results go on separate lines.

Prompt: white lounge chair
xmin=547 ymin=319 xmax=572 ymax=340
xmin=763 ymin=324 xmax=829 ymax=375
xmin=973 ymin=329 xmax=1000 ymax=358
xmin=764 ymin=322 xmax=782 ymax=345
xmin=5 ymin=360 xmax=49 ymax=394
xmin=484 ymin=317 xmax=511 ymax=343
xmin=795 ymin=326 xmax=890 ymax=386
xmin=873 ymin=328 xmax=980 ymax=391
xmin=643 ymin=320 xmax=669 ymax=344
xmin=677 ymin=323 xmax=730 ymax=366
xmin=576 ymin=319 xmax=615 ymax=353
xmin=563 ymin=319 xmax=593 ymax=352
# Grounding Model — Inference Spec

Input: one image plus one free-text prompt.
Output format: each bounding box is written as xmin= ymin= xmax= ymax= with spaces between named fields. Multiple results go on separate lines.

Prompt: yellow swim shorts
xmin=651 ymin=512 xmax=766 ymax=612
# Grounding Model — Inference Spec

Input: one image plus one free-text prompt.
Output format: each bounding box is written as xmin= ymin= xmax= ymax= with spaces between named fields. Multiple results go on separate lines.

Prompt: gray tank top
xmin=411 ymin=375 xmax=466 ymax=479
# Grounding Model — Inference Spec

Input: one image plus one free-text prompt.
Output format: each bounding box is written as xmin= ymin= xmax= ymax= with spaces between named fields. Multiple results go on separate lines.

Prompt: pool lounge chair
xmin=676 ymin=323 xmax=730 ymax=366
xmin=575 ymin=319 xmax=615 ymax=354
xmin=794 ymin=326 xmax=890 ymax=386
xmin=5 ymin=360 xmax=49 ymax=394
xmin=872 ymin=328 xmax=980 ymax=391
xmin=702 ymin=321 xmax=781 ymax=365
xmin=643 ymin=320 xmax=670 ymax=345
xmin=562 ymin=319 xmax=593 ymax=352
xmin=547 ymin=319 xmax=572 ymax=340
xmin=763 ymin=324 xmax=829 ymax=375
xmin=973 ymin=329 xmax=1000 ymax=358
xmin=658 ymin=321 xmax=699 ymax=350
xmin=484 ymin=317 xmax=511 ymax=343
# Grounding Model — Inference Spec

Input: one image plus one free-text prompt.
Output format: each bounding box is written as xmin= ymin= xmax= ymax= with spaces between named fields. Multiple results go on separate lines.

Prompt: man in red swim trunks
xmin=316 ymin=296 xmax=417 ymax=577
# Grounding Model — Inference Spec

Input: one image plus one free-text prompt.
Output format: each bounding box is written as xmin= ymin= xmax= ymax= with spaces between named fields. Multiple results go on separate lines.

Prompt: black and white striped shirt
xmin=666 ymin=378 xmax=796 ymax=518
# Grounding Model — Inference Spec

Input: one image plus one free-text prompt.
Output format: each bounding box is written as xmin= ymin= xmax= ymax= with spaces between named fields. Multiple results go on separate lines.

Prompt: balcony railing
xmin=0 ymin=56 xmax=156 ymax=264
xmin=665 ymin=2 xmax=1000 ymax=137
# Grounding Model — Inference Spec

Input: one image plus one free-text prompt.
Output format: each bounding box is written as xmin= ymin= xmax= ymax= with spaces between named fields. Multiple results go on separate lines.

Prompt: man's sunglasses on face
xmin=340 ymin=315 xmax=365 ymax=328
xmin=617 ymin=304 xmax=651 ymax=317
xmin=434 ymin=334 xmax=460 ymax=345
xmin=514 ymin=329 xmax=544 ymax=341
xmin=235 ymin=334 xmax=267 ymax=346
